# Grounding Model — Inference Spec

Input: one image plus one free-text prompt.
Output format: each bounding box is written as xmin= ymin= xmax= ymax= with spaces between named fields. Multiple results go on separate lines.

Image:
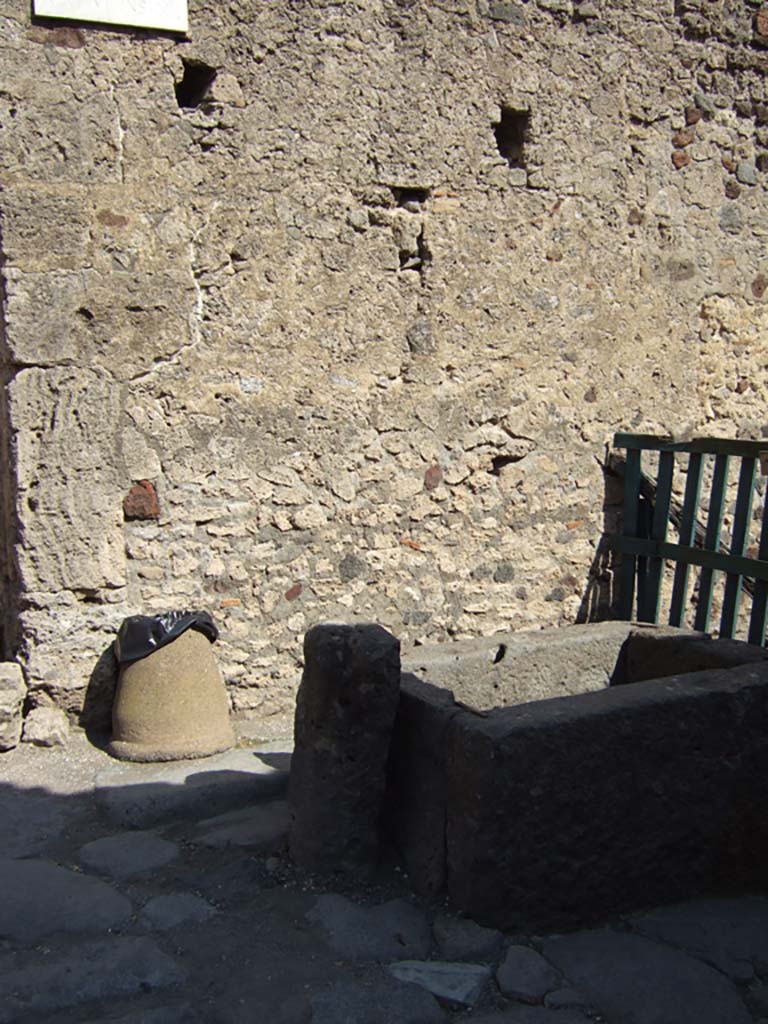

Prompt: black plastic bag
xmin=114 ymin=610 xmax=219 ymax=665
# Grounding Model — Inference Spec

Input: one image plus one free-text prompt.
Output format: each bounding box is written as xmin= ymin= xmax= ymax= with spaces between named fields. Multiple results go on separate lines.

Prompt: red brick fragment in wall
xmin=672 ymin=151 xmax=691 ymax=170
xmin=123 ymin=480 xmax=160 ymax=521
xmin=685 ymin=107 xmax=703 ymax=126
xmin=672 ymin=128 xmax=695 ymax=148
xmin=97 ymin=210 xmax=129 ymax=228
xmin=752 ymin=273 xmax=767 ymax=299
xmin=424 ymin=464 xmax=443 ymax=491
xmin=755 ymin=10 xmax=768 ymax=40
xmin=285 ymin=583 xmax=302 ymax=601
xmin=27 ymin=25 xmax=85 ymax=47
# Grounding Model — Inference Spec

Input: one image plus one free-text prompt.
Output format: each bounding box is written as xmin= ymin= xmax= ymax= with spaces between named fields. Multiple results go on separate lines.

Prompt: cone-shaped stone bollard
xmin=289 ymin=623 xmax=401 ymax=874
xmin=110 ymin=627 xmax=235 ymax=762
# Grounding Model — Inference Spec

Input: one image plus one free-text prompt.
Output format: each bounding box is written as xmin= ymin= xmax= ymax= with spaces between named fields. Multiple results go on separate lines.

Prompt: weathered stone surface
xmin=736 ymin=160 xmax=758 ymax=185
xmin=387 ymin=961 xmax=491 ymax=1007
xmin=432 ymin=914 xmax=504 ymax=962
xmin=0 ymin=856 xmax=132 ymax=942
xmin=0 ymin=936 xmax=186 ymax=1022
xmin=0 ymin=664 xmax=25 ymax=752
xmin=496 ymin=945 xmax=562 ymax=1003
xmin=543 ymin=989 xmax=590 ymax=1011
xmin=0 ymin=788 xmax=66 ymax=858
xmin=443 ymin=661 xmax=768 ymax=930
xmin=2 ymin=0 xmax=768 ymax=728
xmin=467 ymin=1011 xmax=591 ymax=1024
xmin=105 ymin=1007 xmax=198 ymax=1024
xmin=619 ymin=631 xmax=768 ymax=685
xmin=628 ymin=897 xmax=768 ymax=980
xmin=310 ymin=976 xmax=445 ymax=1024
xmin=307 ymin=894 xmax=431 ymax=962
xmin=96 ymin=744 xmax=290 ymax=826
xmin=80 ymin=830 xmax=179 ymax=878
xmin=382 ymin=673 xmax=459 ymax=895
xmin=289 ymin=624 xmax=401 ymax=873
xmin=542 ymin=930 xmax=752 ymax=1024
xmin=21 ymin=705 xmax=70 ymax=747
xmin=141 ymin=893 xmax=216 ymax=929
xmin=401 ymin=621 xmax=638 ymax=712
xmin=193 ymin=799 xmax=290 ymax=850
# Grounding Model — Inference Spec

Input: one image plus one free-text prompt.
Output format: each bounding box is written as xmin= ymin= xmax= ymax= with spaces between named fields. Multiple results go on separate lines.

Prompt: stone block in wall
xmin=4 ymin=269 xmax=196 ymax=378
xmin=0 ymin=61 xmax=121 ymax=184
xmin=9 ymin=367 xmax=125 ymax=594
xmin=289 ymin=623 xmax=401 ymax=874
xmin=0 ymin=663 xmax=26 ymax=752
xmin=1 ymin=187 xmax=91 ymax=273
xmin=22 ymin=706 xmax=70 ymax=747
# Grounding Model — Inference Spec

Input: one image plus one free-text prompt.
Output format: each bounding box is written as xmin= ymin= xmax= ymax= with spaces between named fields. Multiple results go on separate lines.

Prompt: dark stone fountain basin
xmin=383 ymin=622 xmax=768 ymax=931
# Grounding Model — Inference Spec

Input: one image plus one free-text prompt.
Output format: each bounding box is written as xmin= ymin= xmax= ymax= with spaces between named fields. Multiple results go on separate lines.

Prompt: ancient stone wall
xmin=0 ymin=0 xmax=766 ymax=728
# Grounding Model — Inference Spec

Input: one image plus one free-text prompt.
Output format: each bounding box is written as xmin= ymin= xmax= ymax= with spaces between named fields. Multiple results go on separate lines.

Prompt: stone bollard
xmin=289 ymin=623 xmax=401 ymax=874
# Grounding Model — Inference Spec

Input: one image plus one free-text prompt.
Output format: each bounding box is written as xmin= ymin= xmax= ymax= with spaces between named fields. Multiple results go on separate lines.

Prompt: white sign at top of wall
xmin=33 ymin=0 xmax=188 ymax=32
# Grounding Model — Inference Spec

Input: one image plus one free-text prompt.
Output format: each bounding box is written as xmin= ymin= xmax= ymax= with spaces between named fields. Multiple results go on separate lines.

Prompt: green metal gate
xmin=614 ymin=433 xmax=768 ymax=645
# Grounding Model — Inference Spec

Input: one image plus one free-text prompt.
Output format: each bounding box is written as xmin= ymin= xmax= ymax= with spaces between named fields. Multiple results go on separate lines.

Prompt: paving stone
xmin=629 ymin=896 xmax=768 ymax=980
xmin=306 ymin=894 xmax=431 ymax=962
xmin=141 ymin=893 xmax=216 ymax=930
xmin=95 ymin=744 xmax=290 ymax=827
xmin=496 ymin=944 xmax=562 ymax=1003
xmin=543 ymin=987 xmax=590 ymax=1010
xmin=80 ymin=830 xmax=179 ymax=878
xmin=0 ymin=788 xmax=67 ymax=858
xmin=105 ymin=1008 xmax=198 ymax=1024
xmin=468 ymin=1010 xmax=592 ymax=1023
xmin=433 ymin=913 xmax=503 ymax=961
xmin=0 ymin=936 xmax=186 ymax=1022
xmin=542 ymin=929 xmax=752 ymax=1024
xmin=193 ymin=799 xmax=290 ymax=850
xmin=749 ymin=982 xmax=768 ymax=1017
xmin=310 ymin=975 xmax=445 ymax=1024
xmin=388 ymin=960 xmax=491 ymax=1006
xmin=0 ymin=856 xmax=132 ymax=943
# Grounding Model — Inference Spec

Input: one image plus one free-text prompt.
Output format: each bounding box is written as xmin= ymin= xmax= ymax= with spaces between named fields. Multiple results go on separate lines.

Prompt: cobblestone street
xmin=2 ymin=734 xmax=768 ymax=1023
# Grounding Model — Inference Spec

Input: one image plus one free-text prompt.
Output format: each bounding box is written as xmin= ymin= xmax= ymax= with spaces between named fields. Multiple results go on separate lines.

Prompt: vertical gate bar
xmin=720 ymin=456 xmax=756 ymax=639
xmin=748 ymin=493 xmax=768 ymax=645
xmin=636 ymin=497 xmax=653 ymax=621
xmin=643 ymin=450 xmax=675 ymax=624
xmin=693 ymin=453 xmax=730 ymax=634
xmin=669 ymin=451 xmax=703 ymax=627
xmin=618 ymin=446 xmax=641 ymax=620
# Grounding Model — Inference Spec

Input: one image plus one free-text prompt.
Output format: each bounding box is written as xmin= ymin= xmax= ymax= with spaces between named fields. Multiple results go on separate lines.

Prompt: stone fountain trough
xmin=382 ymin=621 xmax=768 ymax=931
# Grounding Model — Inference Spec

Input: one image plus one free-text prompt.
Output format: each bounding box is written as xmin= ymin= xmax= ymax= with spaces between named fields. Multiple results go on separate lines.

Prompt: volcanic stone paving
xmin=3 ymin=735 xmax=768 ymax=1023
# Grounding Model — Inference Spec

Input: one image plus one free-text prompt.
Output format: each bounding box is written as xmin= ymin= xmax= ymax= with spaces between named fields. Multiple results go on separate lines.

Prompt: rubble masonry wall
xmin=0 ymin=0 xmax=767 ymax=725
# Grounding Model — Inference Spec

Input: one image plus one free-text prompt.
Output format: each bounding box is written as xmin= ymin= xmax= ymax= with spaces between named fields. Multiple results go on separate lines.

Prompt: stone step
xmin=95 ymin=743 xmax=291 ymax=827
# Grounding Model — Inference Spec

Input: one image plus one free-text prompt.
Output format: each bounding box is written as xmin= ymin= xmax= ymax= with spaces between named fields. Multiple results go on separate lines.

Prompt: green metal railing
xmin=614 ymin=433 xmax=768 ymax=645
